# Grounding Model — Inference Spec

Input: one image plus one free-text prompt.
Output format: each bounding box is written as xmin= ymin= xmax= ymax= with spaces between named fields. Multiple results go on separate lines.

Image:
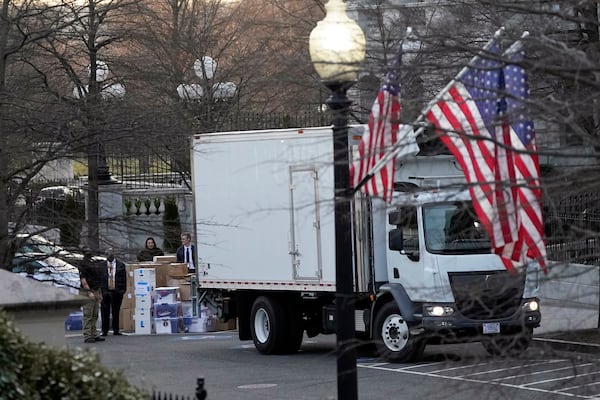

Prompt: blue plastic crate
xmin=65 ymin=311 xmax=83 ymax=331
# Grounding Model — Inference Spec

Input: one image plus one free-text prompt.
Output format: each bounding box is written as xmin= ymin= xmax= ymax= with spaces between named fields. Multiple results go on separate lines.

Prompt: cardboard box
xmin=135 ymin=293 xmax=152 ymax=313
xmin=121 ymin=292 xmax=135 ymax=310
xmin=215 ymin=318 xmax=237 ymax=331
xmin=154 ymin=317 xmax=181 ymax=334
xmin=119 ymin=307 xmax=134 ymax=332
xmin=125 ymin=264 xmax=139 ymax=292
xmin=203 ymin=316 xmax=217 ymax=332
xmin=153 ymin=302 xmax=181 ymax=318
xmin=187 ymin=317 xmax=216 ymax=333
xmin=178 ymin=283 xmax=192 ymax=301
xmin=134 ymin=311 xmax=152 ymax=335
xmin=166 ymin=277 xmax=188 ymax=288
xmin=154 ymin=255 xmax=177 ymax=263
xmin=132 ymin=264 xmax=168 ymax=287
xmin=167 ymin=263 xmax=189 ymax=278
xmin=154 ymin=287 xmax=179 ymax=303
xmin=133 ymin=268 xmax=156 ymax=293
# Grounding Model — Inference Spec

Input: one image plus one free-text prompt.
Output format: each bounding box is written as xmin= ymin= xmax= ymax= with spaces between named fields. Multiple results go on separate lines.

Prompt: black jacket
xmin=176 ymin=245 xmax=196 ymax=265
xmin=78 ymin=258 xmax=104 ymax=291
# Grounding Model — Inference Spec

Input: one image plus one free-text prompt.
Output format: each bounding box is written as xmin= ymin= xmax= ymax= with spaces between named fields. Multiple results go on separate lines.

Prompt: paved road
xmin=65 ymin=330 xmax=600 ymax=400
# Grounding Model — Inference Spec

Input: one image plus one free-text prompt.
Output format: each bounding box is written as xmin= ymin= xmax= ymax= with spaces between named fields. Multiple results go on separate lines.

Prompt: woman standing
xmin=137 ymin=237 xmax=165 ymax=261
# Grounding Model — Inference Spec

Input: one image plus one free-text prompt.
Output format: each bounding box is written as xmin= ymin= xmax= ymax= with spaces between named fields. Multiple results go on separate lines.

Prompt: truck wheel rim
xmin=383 ymin=314 xmax=409 ymax=351
xmin=254 ymin=308 xmax=270 ymax=343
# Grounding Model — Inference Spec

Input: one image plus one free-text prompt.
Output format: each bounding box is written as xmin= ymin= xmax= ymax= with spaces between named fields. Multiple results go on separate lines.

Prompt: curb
xmin=532 ymin=337 xmax=600 ymax=353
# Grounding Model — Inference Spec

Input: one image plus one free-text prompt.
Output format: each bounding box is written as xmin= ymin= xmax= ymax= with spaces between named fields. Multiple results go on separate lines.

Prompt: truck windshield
xmin=423 ymin=202 xmax=491 ymax=254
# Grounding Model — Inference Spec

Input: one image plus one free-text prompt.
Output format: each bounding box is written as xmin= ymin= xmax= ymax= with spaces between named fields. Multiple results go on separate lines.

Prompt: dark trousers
xmin=101 ymin=290 xmax=124 ymax=334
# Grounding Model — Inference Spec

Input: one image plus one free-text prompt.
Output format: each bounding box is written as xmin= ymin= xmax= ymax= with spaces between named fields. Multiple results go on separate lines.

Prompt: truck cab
xmin=364 ymin=156 xmax=542 ymax=361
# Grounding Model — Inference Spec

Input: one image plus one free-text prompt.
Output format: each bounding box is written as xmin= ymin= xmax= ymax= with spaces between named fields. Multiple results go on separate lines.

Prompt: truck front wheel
xmin=251 ymin=296 xmax=288 ymax=355
xmin=374 ymin=302 xmax=424 ymax=362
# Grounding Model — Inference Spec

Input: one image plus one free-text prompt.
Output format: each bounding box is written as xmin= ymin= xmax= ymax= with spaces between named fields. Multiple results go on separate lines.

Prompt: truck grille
xmin=448 ymin=271 xmax=525 ymax=320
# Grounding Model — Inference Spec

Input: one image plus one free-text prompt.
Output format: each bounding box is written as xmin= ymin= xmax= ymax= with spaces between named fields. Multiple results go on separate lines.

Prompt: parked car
xmin=9 ymin=234 xmax=108 ymax=291
xmin=15 ymin=234 xmax=105 ymax=265
xmin=11 ymin=255 xmax=81 ymax=291
xmin=34 ymin=185 xmax=84 ymax=205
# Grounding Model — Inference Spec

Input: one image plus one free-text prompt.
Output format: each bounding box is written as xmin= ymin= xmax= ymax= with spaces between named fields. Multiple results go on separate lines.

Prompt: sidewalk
xmin=535 ymin=301 xmax=598 ymax=335
xmin=532 ymin=299 xmax=600 ymax=353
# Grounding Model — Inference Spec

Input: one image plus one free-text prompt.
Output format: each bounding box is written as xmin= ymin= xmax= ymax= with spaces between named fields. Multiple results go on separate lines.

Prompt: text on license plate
xmin=483 ymin=322 xmax=500 ymax=334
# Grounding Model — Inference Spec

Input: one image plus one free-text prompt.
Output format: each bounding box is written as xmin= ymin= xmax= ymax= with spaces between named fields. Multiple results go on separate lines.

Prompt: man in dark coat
xmin=79 ymin=250 xmax=105 ymax=343
xmin=101 ymin=249 xmax=127 ymax=336
xmin=176 ymin=231 xmax=196 ymax=273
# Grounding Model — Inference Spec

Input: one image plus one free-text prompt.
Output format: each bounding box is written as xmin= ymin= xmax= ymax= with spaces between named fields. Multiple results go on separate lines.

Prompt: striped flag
xmin=350 ymin=81 xmax=401 ymax=202
xmin=498 ymin=45 xmax=547 ymax=271
xmin=425 ymin=38 xmax=547 ymax=272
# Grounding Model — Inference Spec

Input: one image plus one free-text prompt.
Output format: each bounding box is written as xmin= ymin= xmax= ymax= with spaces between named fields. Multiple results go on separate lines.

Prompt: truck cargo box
xmin=192 ymin=127 xmax=343 ymax=291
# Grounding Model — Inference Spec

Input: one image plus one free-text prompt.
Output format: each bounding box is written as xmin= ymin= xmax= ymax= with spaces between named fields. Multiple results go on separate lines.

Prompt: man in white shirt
xmin=176 ymin=232 xmax=196 ymax=273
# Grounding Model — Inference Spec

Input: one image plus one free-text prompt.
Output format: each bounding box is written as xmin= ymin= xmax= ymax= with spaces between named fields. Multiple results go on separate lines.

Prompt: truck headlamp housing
xmin=523 ymin=299 xmax=539 ymax=312
xmin=424 ymin=305 xmax=455 ymax=317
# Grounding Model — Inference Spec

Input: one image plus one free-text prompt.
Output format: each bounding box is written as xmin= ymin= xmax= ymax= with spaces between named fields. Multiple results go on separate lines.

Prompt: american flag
xmin=498 ymin=46 xmax=547 ymax=271
xmin=350 ymin=85 xmax=419 ymax=202
xmin=425 ymin=40 xmax=547 ymax=272
xmin=350 ymin=81 xmax=401 ymax=202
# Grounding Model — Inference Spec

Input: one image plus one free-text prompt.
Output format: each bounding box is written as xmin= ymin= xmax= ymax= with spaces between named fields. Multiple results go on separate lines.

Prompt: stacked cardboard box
xmin=132 ymin=268 xmax=156 ymax=334
xmin=153 ymin=287 xmax=182 ymax=334
xmin=121 ymin=256 xmax=236 ymax=334
xmin=121 ymin=256 xmax=192 ymax=334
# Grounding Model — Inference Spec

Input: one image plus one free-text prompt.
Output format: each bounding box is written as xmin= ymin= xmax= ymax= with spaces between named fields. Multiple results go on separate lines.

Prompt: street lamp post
xmin=74 ymin=61 xmax=125 ymax=250
xmin=309 ymin=1 xmax=365 ymax=399
xmin=74 ymin=61 xmax=126 ymax=183
xmin=178 ymin=56 xmax=237 ymax=133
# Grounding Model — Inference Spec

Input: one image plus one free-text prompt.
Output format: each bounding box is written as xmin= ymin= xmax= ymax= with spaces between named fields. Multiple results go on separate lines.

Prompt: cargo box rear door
xmin=289 ymin=165 xmax=322 ymax=281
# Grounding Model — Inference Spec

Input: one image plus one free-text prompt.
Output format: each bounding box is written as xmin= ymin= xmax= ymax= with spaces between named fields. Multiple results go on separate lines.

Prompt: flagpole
xmin=353 ymin=27 xmax=506 ymax=194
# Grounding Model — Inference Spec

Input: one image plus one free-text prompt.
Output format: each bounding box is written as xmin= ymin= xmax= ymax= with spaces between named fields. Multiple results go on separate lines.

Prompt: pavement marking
xmin=455 ymin=360 xmax=557 ymax=378
xmin=359 ymin=358 xmax=600 ymax=399
xmin=521 ymin=370 xmax=600 ymax=388
xmin=179 ymin=335 xmax=235 ymax=340
xmin=237 ymin=383 xmax=278 ymax=389
xmin=490 ymin=361 xmax=592 ymax=382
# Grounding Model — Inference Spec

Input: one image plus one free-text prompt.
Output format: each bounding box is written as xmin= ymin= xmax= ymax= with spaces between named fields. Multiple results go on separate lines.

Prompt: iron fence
xmin=14 ymin=174 xmax=600 ymax=265
xmin=151 ymin=377 xmax=207 ymax=400
xmin=545 ymin=191 xmax=600 ymax=264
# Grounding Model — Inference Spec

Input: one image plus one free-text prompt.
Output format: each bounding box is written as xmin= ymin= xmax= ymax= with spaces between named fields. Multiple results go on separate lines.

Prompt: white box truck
xmin=191 ymin=125 xmax=542 ymax=362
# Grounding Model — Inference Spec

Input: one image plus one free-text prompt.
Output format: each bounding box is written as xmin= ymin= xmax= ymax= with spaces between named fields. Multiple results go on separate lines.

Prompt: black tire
xmin=481 ymin=328 xmax=533 ymax=357
xmin=283 ymin=302 xmax=304 ymax=353
xmin=250 ymin=296 xmax=288 ymax=355
xmin=374 ymin=302 xmax=424 ymax=362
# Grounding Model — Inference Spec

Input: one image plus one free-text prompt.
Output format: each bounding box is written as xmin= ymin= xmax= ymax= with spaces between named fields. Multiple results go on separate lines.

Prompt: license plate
xmin=483 ymin=322 xmax=500 ymax=334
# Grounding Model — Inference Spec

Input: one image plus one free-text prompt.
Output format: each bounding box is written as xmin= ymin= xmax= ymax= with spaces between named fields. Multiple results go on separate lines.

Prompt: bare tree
xmin=28 ymin=0 xmax=141 ymax=252
xmin=0 ymin=0 xmax=89 ymax=268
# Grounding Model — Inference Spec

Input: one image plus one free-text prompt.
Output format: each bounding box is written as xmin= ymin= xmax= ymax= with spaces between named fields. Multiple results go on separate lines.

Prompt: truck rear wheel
xmin=251 ymin=296 xmax=288 ymax=355
xmin=374 ymin=302 xmax=424 ymax=362
xmin=481 ymin=328 xmax=533 ymax=357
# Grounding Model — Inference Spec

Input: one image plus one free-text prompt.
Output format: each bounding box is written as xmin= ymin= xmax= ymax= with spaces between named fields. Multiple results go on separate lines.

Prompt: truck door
xmin=288 ymin=166 xmax=322 ymax=281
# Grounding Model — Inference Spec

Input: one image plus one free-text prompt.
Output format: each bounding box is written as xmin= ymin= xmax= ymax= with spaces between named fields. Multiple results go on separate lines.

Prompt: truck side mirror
xmin=388 ymin=228 xmax=403 ymax=251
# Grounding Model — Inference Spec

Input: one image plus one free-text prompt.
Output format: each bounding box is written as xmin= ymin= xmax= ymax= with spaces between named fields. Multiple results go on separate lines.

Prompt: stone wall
xmin=539 ymin=262 xmax=599 ymax=308
xmin=88 ymin=183 xmax=194 ymax=262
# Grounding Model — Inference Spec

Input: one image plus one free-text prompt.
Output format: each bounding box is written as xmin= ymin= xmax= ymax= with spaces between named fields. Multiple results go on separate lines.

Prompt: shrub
xmin=0 ymin=309 xmax=149 ymax=400
xmin=162 ymin=197 xmax=181 ymax=253
xmin=60 ymin=194 xmax=84 ymax=247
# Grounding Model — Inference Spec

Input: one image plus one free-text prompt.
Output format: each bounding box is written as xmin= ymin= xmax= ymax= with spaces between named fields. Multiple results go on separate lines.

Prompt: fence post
xmin=196 ymin=377 xmax=207 ymax=400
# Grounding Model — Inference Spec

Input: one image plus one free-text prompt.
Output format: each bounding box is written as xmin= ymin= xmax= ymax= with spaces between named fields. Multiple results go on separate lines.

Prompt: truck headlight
xmin=523 ymin=300 xmax=539 ymax=312
xmin=424 ymin=305 xmax=454 ymax=317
